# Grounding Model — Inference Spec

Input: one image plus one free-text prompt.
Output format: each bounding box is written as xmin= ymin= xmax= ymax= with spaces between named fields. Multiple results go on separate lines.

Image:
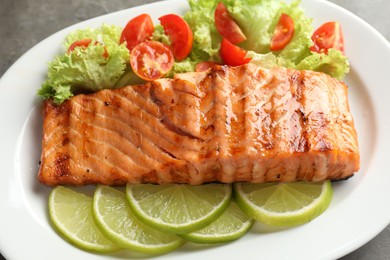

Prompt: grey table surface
xmin=0 ymin=0 xmax=389 ymax=259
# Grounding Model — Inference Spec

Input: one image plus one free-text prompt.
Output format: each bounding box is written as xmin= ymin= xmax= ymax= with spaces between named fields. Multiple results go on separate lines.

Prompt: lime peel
xmin=181 ymin=201 xmax=254 ymax=244
xmin=49 ymin=186 xmax=120 ymax=253
xmin=92 ymin=185 xmax=184 ymax=255
xmin=125 ymin=183 xmax=232 ymax=234
xmin=234 ymin=181 xmax=333 ymax=226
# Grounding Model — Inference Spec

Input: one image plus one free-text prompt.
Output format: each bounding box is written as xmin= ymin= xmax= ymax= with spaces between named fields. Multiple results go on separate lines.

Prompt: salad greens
xmin=38 ymin=25 xmax=132 ymax=104
xmin=296 ymin=49 xmax=350 ymax=80
xmin=185 ymin=0 xmax=349 ymax=78
xmin=38 ymin=0 xmax=349 ymax=104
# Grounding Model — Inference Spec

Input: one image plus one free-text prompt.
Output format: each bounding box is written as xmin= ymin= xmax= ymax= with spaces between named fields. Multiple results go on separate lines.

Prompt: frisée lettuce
xmin=184 ymin=0 xmax=349 ymax=79
xmin=38 ymin=25 xmax=134 ymax=104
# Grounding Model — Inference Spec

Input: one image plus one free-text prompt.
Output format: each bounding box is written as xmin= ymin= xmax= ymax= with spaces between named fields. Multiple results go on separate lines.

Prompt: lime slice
xmin=93 ymin=185 xmax=184 ymax=254
xmin=181 ymin=201 xmax=254 ymax=244
xmin=48 ymin=186 xmax=120 ymax=252
xmin=234 ymin=181 xmax=333 ymax=226
xmin=125 ymin=183 xmax=232 ymax=234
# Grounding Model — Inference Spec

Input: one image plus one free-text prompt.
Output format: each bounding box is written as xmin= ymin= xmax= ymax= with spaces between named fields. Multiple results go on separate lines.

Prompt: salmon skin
xmin=38 ymin=64 xmax=359 ymax=186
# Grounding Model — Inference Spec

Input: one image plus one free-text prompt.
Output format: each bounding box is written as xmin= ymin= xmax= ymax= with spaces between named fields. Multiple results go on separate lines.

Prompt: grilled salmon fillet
xmin=38 ymin=64 xmax=359 ymax=186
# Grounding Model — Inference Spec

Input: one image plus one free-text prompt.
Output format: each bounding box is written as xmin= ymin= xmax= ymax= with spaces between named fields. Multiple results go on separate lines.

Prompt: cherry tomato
xmin=310 ymin=22 xmax=344 ymax=54
xmin=120 ymin=14 xmax=154 ymax=52
xmin=195 ymin=61 xmax=220 ymax=72
xmin=159 ymin=14 xmax=193 ymax=60
xmin=67 ymin=38 xmax=108 ymax=58
xmin=214 ymin=2 xmax=246 ymax=44
xmin=130 ymin=41 xmax=174 ymax=81
xmin=220 ymin=38 xmax=251 ymax=66
xmin=270 ymin=13 xmax=295 ymax=51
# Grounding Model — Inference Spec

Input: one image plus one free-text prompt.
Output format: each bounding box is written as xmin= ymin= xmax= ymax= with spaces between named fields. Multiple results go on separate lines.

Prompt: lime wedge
xmin=92 ymin=185 xmax=184 ymax=254
xmin=234 ymin=181 xmax=333 ymax=226
xmin=181 ymin=201 xmax=253 ymax=244
xmin=125 ymin=183 xmax=232 ymax=234
xmin=48 ymin=186 xmax=120 ymax=252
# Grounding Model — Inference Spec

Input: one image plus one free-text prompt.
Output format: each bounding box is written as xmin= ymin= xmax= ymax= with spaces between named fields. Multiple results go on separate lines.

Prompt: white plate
xmin=1 ymin=0 xmax=389 ymax=259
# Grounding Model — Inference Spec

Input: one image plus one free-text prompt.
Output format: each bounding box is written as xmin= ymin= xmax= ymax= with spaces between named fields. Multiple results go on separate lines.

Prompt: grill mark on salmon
xmin=67 ymin=120 xmax=150 ymax=176
xmin=101 ymin=89 xmax=203 ymax=156
xmin=72 ymin=99 xmax=177 ymax=167
xmin=38 ymin=64 xmax=360 ymax=186
xmin=70 ymin=115 xmax=158 ymax=172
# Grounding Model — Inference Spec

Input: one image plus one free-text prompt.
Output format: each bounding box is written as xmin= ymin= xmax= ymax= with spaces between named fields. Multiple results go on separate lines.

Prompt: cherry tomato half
xmin=130 ymin=41 xmax=174 ymax=81
xmin=159 ymin=14 xmax=193 ymax=60
xmin=67 ymin=38 xmax=108 ymax=58
xmin=220 ymin=38 xmax=251 ymax=66
xmin=310 ymin=22 xmax=344 ymax=54
xmin=214 ymin=2 xmax=246 ymax=44
xmin=120 ymin=14 xmax=154 ymax=52
xmin=270 ymin=13 xmax=295 ymax=51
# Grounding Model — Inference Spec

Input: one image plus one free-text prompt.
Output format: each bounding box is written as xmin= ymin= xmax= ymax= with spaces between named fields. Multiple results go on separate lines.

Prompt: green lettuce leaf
xmin=152 ymin=24 xmax=171 ymax=45
xmin=226 ymin=0 xmax=280 ymax=54
xmin=184 ymin=0 xmax=222 ymax=63
xmin=64 ymin=24 xmax=123 ymax=50
xmin=225 ymin=0 xmax=313 ymax=64
xmin=183 ymin=0 xmax=349 ymax=79
xmin=38 ymin=25 xmax=132 ymax=104
xmin=247 ymin=48 xmax=349 ymax=80
xmin=271 ymin=1 xmax=313 ymax=64
xmin=246 ymin=51 xmax=279 ymax=69
xmin=296 ymin=49 xmax=350 ymax=80
xmin=166 ymin=58 xmax=197 ymax=77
